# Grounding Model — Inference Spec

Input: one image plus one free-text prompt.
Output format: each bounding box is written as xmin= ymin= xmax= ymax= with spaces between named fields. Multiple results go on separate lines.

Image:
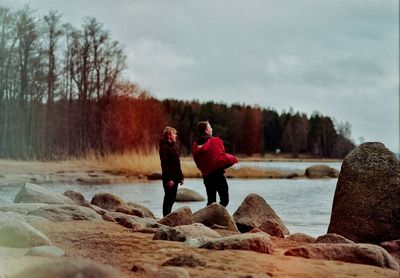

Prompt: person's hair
xmin=196 ymin=121 xmax=209 ymax=135
xmin=163 ymin=126 xmax=177 ymax=140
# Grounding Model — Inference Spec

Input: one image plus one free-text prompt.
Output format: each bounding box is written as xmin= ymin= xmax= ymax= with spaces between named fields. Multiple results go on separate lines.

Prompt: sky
xmin=2 ymin=0 xmax=399 ymax=153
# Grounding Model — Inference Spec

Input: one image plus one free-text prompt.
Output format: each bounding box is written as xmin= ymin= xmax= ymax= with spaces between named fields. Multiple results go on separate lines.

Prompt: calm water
xmin=0 ymin=178 xmax=338 ymax=237
xmin=236 ymin=161 xmax=342 ymax=172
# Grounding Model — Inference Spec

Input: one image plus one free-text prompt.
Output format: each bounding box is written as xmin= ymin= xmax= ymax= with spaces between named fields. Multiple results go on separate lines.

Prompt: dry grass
xmin=74 ymin=152 xmax=297 ymax=179
xmin=78 ymin=149 xmax=161 ymax=176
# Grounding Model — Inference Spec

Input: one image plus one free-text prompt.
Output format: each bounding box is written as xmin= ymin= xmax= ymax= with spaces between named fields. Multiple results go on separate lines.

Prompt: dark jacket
xmin=159 ymin=139 xmax=184 ymax=183
xmin=192 ymin=135 xmax=238 ymax=176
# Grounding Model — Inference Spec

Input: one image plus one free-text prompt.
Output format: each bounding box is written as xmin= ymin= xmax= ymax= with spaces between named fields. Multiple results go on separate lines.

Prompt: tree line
xmin=0 ymin=6 xmax=355 ymax=160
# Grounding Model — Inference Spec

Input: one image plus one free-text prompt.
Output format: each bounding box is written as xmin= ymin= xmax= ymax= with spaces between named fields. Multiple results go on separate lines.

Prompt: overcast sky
xmin=2 ymin=0 xmax=399 ymax=152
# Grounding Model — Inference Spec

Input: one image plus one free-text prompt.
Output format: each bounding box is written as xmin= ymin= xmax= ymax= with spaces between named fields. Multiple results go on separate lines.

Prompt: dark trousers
xmin=203 ymin=170 xmax=229 ymax=207
xmin=162 ymin=180 xmax=178 ymax=216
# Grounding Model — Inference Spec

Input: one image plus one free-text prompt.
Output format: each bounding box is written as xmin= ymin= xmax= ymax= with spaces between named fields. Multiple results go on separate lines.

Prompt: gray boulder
xmin=305 ymin=165 xmax=339 ymax=178
xmin=328 ymin=142 xmax=400 ymax=243
xmin=233 ymin=193 xmax=289 ymax=234
xmin=90 ymin=192 xmax=124 ymax=210
xmin=176 ymin=188 xmax=205 ymax=202
xmin=158 ymin=206 xmax=193 ymax=227
xmin=153 ymin=223 xmax=220 ymax=241
xmin=192 ymin=203 xmax=238 ymax=232
xmin=285 ymin=243 xmax=399 ymax=270
xmin=314 ymin=233 xmax=354 ymax=244
xmin=197 ymin=233 xmax=274 ymax=254
xmin=0 ymin=213 xmax=52 ymax=248
xmin=27 ymin=205 xmax=103 ymax=222
xmin=14 ymin=183 xmax=75 ymax=205
xmin=10 ymin=258 xmax=129 ymax=278
xmin=25 ymin=246 xmax=65 ymax=257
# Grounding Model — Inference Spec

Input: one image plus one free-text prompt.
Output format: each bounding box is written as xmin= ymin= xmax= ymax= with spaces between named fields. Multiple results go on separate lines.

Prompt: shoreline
xmin=0 ymin=158 xmax=340 ymax=186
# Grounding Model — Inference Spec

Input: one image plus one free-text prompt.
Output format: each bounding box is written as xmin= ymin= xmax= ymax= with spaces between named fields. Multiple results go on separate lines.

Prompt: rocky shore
xmin=0 ymin=142 xmax=399 ymax=277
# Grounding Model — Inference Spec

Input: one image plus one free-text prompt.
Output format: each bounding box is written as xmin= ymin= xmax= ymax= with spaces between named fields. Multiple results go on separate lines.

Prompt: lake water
xmin=236 ymin=161 xmax=342 ymax=173
xmin=0 ymin=177 xmax=338 ymax=237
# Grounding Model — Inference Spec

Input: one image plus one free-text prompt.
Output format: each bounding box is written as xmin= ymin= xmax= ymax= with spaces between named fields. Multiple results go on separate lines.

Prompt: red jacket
xmin=192 ymin=137 xmax=238 ymax=176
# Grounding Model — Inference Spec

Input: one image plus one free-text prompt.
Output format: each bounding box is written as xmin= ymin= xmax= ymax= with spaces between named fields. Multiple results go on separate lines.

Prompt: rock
xmin=115 ymin=205 xmax=146 ymax=218
xmin=176 ymin=188 xmax=205 ymax=202
xmin=27 ymin=205 xmax=103 ymax=222
xmin=90 ymin=193 xmax=125 ymax=210
xmin=153 ymin=223 xmax=220 ymax=241
xmin=305 ymin=165 xmax=338 ymax=178
xmin=314 ymin=233 xmax=354 ymax=244
xmin=198 ymin=233 xmax=274 ymax=254
xmin=147 ymin=173 xmax=162 ymax=180
xmin=0 ymin=204 xmax=44 ymax=215
xmin=10 ymin=258 xmax=128 ymax=278
xmin=25 ymin=246 xmax=65 ymax=257
xmin=120 ymin=202 xmax=156 ymax=219
xmin=285 ymin=243 xmax=399 ymax=270
xmin=328 ymin=142 xmax=400 ymax=243
xmin=285 ymin=233 xmax=316 ymax=243
xmin=259 ymin=219 xmax=285 ymax=238
xmin=162 ymin=254 xmax=207 ymax=267
xmin=14 ymin=183 xmax=75 ymax=205
xmin=0 ymin=213 xmax=52 ymax=248
xmin=192 ymin=203 xmax=238 ymax=232
xmin=115 ymin=215 xmax=160 ymax=231
xmin=89 ymin=204 xmax=108 ymax=216
xmin=158 ymin=206 xmax=193 ymax=227
xmin=381 ymin=240 xmax=400 ymax=253
xmin=63 ymin=190 xmax=88 ymax=206
xmin=233 ymin=193 xmax=289 ymax=234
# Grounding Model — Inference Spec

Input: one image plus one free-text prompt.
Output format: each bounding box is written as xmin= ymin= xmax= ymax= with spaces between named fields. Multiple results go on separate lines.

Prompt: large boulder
xmin=153 ymin=223 xmax=220 ymax=241
xmin=10 ymin=258 xmax=129 ymax=278
xmin=158 ymin=206 xmax=193 ymax=227
xmin=192 ymin=203 xmax=238 ymax=232
xmin=328 ymin=142 xmax=400 ymax=243
xmin=197 ymin=233 xmax=274 ymax=254
xmin=90 ymin=193 xmax=125 ymax=210
xmin=259 ymin=219 xmax=285 ymax=238
xmin=0 ymin=213 xmax=52 ymax=247
xmin=63 ymin=190 xmax=88 ymax=206
xmin=233 ymin=193 xmax=289 ymax=234
xmin=14 ymin=183 xmax=75 ymax=205
xmin=305 ymin=165 xmax=339 ymax=178
xmin=27 ymin=205 xmax=103 ymax=222
xmin=285 ymin=243 xmax=399 ymax=270
xmin=175 ymin=188 xmax=205 ymax=202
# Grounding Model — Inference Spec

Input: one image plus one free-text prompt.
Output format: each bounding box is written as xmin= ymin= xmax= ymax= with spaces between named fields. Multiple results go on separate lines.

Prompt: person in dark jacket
xmin=159 ymin=126 xmax=184 ymax=216
xmin=192 ymin=121 xmax=238 ymax=207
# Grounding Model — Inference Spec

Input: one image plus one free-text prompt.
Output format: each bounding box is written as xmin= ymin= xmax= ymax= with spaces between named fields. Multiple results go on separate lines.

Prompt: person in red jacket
xmin=159 ymin=126 xmax=184 ymax=216
xmin=192 ymin=121 xmax=238 ymax=207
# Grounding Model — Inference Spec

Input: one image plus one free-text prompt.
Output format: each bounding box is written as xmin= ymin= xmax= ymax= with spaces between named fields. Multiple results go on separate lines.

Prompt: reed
xmin=77 ymin=152 xmax=287 ymax=179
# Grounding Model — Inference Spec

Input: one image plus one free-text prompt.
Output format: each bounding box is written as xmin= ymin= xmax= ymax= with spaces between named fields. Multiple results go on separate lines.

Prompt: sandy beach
xmin=0 ymin=158 xmax=398 ymax=277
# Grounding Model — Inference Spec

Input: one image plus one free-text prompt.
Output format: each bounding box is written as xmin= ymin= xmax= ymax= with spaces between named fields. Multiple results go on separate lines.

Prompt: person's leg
xmin=203 ymin=174 xmax=217 ymax=206
xmin=216 ymin=171 xmax=229 ymax=207
xmin=162 ymin=181 xmax=178 ymax=216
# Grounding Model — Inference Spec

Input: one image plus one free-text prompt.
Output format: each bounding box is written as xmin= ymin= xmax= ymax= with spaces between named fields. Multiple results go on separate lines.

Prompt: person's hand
xmin=167 ymin=180 xmax=174 ymax=188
